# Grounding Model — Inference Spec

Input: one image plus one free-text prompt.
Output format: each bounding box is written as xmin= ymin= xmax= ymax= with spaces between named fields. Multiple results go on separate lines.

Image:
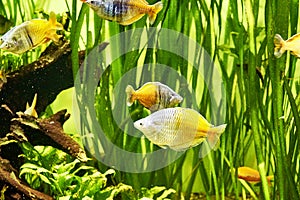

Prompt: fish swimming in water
xmin=274 ymin=33 xmax=300 ymax=58
xmin=134 ymin=107 xmax=227 ymax=151
xmin=236 ymin=166 xmax=273 ymax=185
xmin=126 ymin=82 xmax=183 ymax=112
xmin=81 ymin=0 xmax=163 ymax=25
xmin=0 ymin=12 xmax=63 ymax=54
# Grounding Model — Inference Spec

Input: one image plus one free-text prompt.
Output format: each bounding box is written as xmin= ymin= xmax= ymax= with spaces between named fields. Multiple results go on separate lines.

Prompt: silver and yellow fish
xmin=274 ymin=33 xmax=300 ymax=58
xmin=81 ymin=0 xmax=163 ymax=25
xmin=126 ymin=82 xmax=183 ymax=112
xmin=134 ymin=107 xmax=227 ymax=151
xmin=0 ymin=12 xmax=63 ymax=54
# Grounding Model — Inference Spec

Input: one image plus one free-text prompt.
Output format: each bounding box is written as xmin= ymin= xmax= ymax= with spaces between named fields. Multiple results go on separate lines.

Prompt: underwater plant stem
xmin=70 ymin=3 xmax=89 ymax=78
xmin=245 ymin=1 xmax=270 ymax=200
xmin=266 ymin=0 xmax=288 ymax=199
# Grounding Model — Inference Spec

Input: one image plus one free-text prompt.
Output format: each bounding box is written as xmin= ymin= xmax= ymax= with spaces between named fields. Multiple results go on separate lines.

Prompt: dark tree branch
xmin=0 ymin=41 xmax=85 ymax=114
xmin=0 ymin=156 xmax=54 ymax=200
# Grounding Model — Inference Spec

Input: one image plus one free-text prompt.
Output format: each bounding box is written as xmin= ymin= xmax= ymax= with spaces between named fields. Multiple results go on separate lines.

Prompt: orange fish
xmin=237 ymin=166 xmax=273 ymax=185
xmin=81 ymin=0 xmax=163 ymax=25
xmin=0 ymin=12 xmax=63 ymax=54
xmin=274 ymin=33 xmax=300 ymax=58
xmin=126 ymin=82 xmax=183 ymax=112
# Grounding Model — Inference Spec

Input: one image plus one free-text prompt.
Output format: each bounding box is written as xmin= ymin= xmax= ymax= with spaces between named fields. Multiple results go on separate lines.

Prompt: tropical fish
xmin=134 ymin=107 xmax=227 ymax=151
xmin=126 ymin=82 xmax=183 ymax=112
xmin=81 ymin=0 xmax=163 ymax=25
xmin=0 ymin=12 xmax=63 ymax=54
xmin=274 ymin=33 xmax=300 ymax=58
xmin=236 ymin=166 xmax=274 ymax=185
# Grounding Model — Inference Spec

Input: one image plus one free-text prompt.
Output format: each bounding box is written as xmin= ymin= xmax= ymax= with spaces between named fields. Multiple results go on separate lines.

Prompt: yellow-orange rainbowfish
xmin=126 ymin=82 xmax=183 ymax=112
xmin=237 ymin=166 xmax=274 ymax=185
xmin=274 ymin=33 xmax=300 ymax=58
xmin=134 ymin=107 xmax=227 ymax=151
xmin=81 ymin=0 xmax=163 ymax=25
xmin=0 ymin=12 xmax=63 ymax=54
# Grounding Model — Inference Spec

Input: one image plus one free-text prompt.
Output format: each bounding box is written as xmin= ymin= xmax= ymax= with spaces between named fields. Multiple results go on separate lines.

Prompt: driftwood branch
xmin=0 ymin=107 xmax=88 ymax=199
xmin=0 ymin=41 xmax=89 ymax=199
xmin=0 ymin=40 xmax=85 ymax=113
xmin=0 ymin=156 xmax=54 ymax=200
xmin=0 ymin=40 xmax=109 ymax=199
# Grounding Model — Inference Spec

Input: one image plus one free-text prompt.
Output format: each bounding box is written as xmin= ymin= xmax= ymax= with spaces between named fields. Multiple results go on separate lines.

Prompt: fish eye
xmin=139 ymin=122 xmax=143 ymax=126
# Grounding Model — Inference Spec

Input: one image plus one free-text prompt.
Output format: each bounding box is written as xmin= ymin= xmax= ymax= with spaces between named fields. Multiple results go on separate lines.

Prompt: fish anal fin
xmin=119 ymin=14 xmax=145 ymax=26
xmin=46 ymin=30 xmax=62 ymax=44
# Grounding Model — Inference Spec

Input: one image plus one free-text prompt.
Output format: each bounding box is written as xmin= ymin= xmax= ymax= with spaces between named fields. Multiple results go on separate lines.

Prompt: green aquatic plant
xmin=1 ymin=0 xmax=300 ymax=199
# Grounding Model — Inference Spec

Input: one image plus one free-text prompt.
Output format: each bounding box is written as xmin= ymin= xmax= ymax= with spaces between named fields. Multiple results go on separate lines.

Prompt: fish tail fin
xmin=49 ymin=11 xmax=64 ymax=30
xmin=48 ymin=12 xmax=63 ymax=44
xmin=207 ymin=124 xmax=227 ymax=150
xmin=148 ymin=2 xmax=163 ymax=25
xmin=126 ymin=85 xmax=135 ymax=106
xmin=274 ymin=34 xmax=286 ymax=58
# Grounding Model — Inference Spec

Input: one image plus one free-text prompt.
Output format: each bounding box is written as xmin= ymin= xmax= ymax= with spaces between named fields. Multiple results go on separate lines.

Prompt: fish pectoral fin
xmin=119 ymin=14 xmax=145 ymax=26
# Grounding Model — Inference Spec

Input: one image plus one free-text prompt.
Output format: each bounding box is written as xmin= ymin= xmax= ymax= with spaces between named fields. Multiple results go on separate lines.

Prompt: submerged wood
xmin=0 ymin=40 xmax=85 ymax=113
xmin=0 ymin=156 xmax=54 ymax=200
xmin=0 ymin=107 xmax=88 ymax=199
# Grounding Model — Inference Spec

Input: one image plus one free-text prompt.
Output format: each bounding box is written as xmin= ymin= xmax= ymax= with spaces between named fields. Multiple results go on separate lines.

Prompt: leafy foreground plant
xmin=19 ymin=146 xmax=175 ymax=199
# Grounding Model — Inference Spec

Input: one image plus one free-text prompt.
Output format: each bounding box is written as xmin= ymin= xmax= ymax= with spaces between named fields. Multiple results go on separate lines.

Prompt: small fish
xmin=81 ymin=0 xmax=163 ymax=25
xmin=134 ymin=107 xmax=227 ymax=151
xmin=0 ymin=12 xmax=63 ymax=54
xmin=237 ymin=166 xmax=274 ymax=185
xmin=274 ymin=33 xmax=300 ymax=58
xmin=126 ymin=82 xmax=183 ymax=112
